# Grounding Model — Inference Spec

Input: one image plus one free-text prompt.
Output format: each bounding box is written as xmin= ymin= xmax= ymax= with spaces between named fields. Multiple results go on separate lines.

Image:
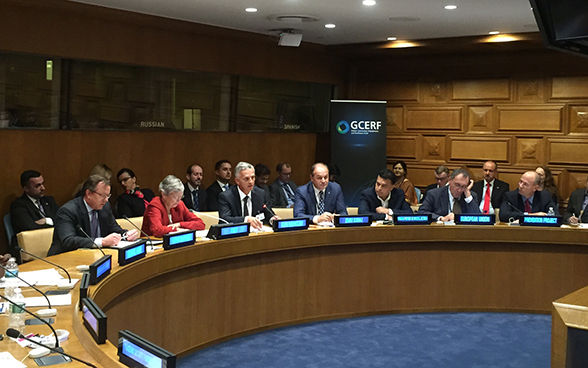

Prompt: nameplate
xmin=81 ymin=297 xmax=107 ymax=344
xmin=118 ymin=240 xmax=147 ymax=266
xmin=118 ymin=330 xmax=176 ymax=368
xmin=89 ymin=255 xmax=112 ymax=285
xmin=163 ymin=230 xmax=196 ymax=250
xmin=79 ymin=272 xmax=90 ymax=311
xmin=272 ymin=218 xmax=309 ymax=232
xmin=520 ymin=215 xmax=562 ymax=227
xmin=206 ymin=223 xmax=250 ymax=240
xmin=455 ymin=214 xmax=495 ymax=225
xmin=393 ymin=214 xmax=433 ymax=225
xmin=334 ymin=215 xmax=372 ymax=227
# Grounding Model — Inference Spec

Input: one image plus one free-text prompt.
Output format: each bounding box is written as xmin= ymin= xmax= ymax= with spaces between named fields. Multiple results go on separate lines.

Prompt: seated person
xmin=72 ymin=163 xmax=112 ymax=197
xmin=219 ymin=162 xmax=277 ymax=230
xmin=48 ymin=175 xmax=139 ymax=256
xmin=471 ymin=161 xmax=510 ymax=214
xmin=0 ymin=254 xmax=10 ymax=277
xmin=535 ymin=165 xmax=560 ymax=209
xmin=182 ymin=164 xmax=207 ymax=212
xmin=294 ymin=162 xmax=348 ymax=224
xmin=391 ymin=160 xmax=418 ymax=205
xmin=115 ymin=168 xmax=155 ymax=218
xmin=254 ymin=163 xmax=271 ymax=203
xmin=421 ymin=165 xmax=450 ymax=203
xmin=418 ymin=168 xmax=480 ymax=222
xmin=206 ymin=159 xmax=232 ymax=211
xmin=499 ymin=171 xmax=557 ymax=222
xmin=142 ymin=175 xmax=205 ymax=237
xmin=359 ymin=168 xmax=413 ymax=221
xmin=563 ymin=175 xmax=588 ymax=224
xmin=269 ymin=162 xmax=298 ymax=208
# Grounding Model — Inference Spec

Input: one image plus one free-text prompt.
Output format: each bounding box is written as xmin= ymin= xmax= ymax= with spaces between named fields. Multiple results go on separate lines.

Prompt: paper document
xmin=0 ymin=268 xmax=75 ymax=288
xmin=25 ymin=293 xmax=72 ymax=307
xmin=0 ymin=352 xmax=27 ymax=368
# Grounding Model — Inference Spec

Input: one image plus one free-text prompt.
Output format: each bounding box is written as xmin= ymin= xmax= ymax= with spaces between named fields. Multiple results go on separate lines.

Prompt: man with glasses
xmin=421 ymin=166 xmax=450 ymax=203
xmin=499 ymin=171 xmax=556 ymax=223
xmin=269 ymin=162 xmax=298 ymax=208
xmin=418 ymin=168 xmax=480 ymax=222
xmin=48 ymin=175 xmax=139 ymax=256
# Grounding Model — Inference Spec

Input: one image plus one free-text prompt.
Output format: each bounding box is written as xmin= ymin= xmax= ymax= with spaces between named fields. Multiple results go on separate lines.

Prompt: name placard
xmin=520 ymin=215 xmax=562 ymax=227
xmin=393 ymin=214 xmax=433 ymax=225
xmin=163 ymin=230 xmax=196 ymax=250
xmin=455 ymin=214 xmax=495 ymax=225
xmin=334 ymin=215 xmax=372 ymax=227
xmin=89 ymin=255 xmax=112 ymax=285
xmin=82 ymin=297 xmax=107 ymax=344
xmin=118 ymin=240 xmax=147 ymax=266
xmin=206 ymin=223 xmax=250 ymax=240
xmin=272 ymin=218 xmax=309 ymax=232
xmin=118 ymin=330 xmax=176 ymax=368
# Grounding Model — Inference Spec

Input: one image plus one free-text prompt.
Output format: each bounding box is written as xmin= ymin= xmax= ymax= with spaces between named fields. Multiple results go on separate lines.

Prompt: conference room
xmin=2 ymin=0 xmax=588 ymax=367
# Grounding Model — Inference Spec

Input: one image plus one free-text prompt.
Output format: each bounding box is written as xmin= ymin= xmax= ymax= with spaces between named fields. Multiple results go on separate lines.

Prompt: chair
xmin=415 ymin=187 xmax=422 ymax=203
xmin=273 ymin=208 xmax=293 ymax=219
xmin=198 ymin=211 xmax=221 ymax=229
xmin=347 ymin=207 xmax=358 ymax=215
xmin=4 ymin=213 xmax=14 ymax=245
xmin=17 ymin=228 xmax=54 ymax=262
xmin=116 ymin=216 xmax=144 ymax=231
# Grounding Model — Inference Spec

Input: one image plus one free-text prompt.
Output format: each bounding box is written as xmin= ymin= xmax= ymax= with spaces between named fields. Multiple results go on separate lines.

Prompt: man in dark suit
xmin=563 ymin=175 xmax=588 ymax=224
xmin=183 ymin=164 xmax=207 ymax=212
xmin=499 ymin=171 xmax=556 ymax=222
xmin=269 ymin=162 xmax=298 ymax=208
xmin=359 ymin=168 xmax=413 ymax=221
xmin=418 ymin=168 xmax=480 ymax=221
xmin=206 ymin=159 xmax=232 ymax=211
xmin=219 ymin=162 xmax=276 ymax=229
xmin=294 ymin=162 xmax=347 ymax=223
xmin=47 ymin=175 xmax=139 ymax=256
xmin=421 ymin=165 xmax=450 ymax=203
xmin=10 ymin=170 xmax=59 ymax=259
xmin=471 ymin=161 xmax=509 ymax=214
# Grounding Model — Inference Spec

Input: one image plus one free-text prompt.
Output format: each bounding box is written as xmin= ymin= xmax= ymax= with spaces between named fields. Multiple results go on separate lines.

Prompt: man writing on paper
xmin=564 ymin=175 xmax=588 ymax=224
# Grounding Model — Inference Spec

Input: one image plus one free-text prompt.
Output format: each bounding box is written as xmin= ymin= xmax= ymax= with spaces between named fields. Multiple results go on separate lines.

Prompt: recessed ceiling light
xmin=444 ymin=5 xmax=457 ymax=10
xmin=245 ymin=8 xmax=257 ymax=13
xmin=387 ymin=37 xmax=397 ymax=41
xmin=325 ymin=23 xmax=336 ymax=28
xmin=489 ymin=31 xmax=500 ymax=35
xmin=363 ymin=0 xmax=376 ymax=5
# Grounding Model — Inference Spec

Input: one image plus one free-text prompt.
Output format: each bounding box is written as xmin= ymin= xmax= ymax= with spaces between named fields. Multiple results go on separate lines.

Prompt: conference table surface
xmin=2 ymin=222 xmax=588 ymax=367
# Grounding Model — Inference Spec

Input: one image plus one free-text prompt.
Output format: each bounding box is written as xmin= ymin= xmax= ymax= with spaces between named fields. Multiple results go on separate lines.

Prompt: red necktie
xmin=524 ymin=199 xmax=531 ymax=213
xmin=482 ymin=182 xmax=491 ymax=214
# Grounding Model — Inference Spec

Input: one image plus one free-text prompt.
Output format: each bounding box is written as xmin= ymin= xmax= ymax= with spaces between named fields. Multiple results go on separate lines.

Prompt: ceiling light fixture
xmin=483 ymin=34 xmax=520 ymax=43
xmin=489 ymin=31 xmax=500 ymax=35
xmin=245 ymin=8 xmax=257 ymax=13
xmin=325 ymin=24 xmax=336 ymax=28
xmin=363 ymin=0 xmax=376 ymax=5
xmin=387 ymin=37 xmax=397 ymax=41
xmin=383 ymin=40 xmax=419 ymax=49
xmin=444 ymin=5 xmax=457 ymax=10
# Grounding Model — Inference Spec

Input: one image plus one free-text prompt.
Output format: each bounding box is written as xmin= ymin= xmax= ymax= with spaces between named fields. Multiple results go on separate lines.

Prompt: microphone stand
xmin=0 ymin=294 xmax=59 ymax=348
xmin=0 ymin=264 xmax=52 ymax=309
xmin=76 ymin=226 xmax=106 ymax=256
xmin=17 ymin=246 xmax=72 ymax=283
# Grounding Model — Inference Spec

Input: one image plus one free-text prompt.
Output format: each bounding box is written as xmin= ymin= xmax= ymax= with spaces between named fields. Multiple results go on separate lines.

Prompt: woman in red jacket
xmin=142 ymin=175 xmax=205 ymax=237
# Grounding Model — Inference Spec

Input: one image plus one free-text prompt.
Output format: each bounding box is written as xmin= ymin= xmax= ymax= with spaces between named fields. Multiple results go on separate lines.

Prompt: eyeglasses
xmin=92 ymin=191 xmax=111 ymax=199
xmin=168 ymin=193 xmax=184 ymax=201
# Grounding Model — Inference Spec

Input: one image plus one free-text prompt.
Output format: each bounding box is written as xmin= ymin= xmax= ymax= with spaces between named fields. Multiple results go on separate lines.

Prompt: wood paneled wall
xmin=0 ymin=130 xmax=317 ymax=253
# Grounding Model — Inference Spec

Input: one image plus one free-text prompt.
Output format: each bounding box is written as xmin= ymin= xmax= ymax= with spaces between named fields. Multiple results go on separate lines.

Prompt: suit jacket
xmin=116 ymin=188 xmax=155 ymax=218
xmin=10 ymin=194 xmax=59 ymax=234
xmin=471 ymin=179 xmax=510 ymax=212
xmin=206 ymin=181 xmax=230 ymax=211
xmin=218 ymin=186 xmax=271 ymax=224
xmin=563 ymin=188 xmax=588 ymax=223
xmin=420 ymin=183 xmax=439 ymax=203
xmin=294 ymin=181 xmax=348 ymax=221
xmin=417 ymin=186 xmax=481 ymax=220
xmin=269 ymin=179 xmax=298 ymax=208
xmin=358 ymin=187 xmax=413 ymax=221
xmin=142 ymin=196 xmax=205 ymax=237
xmin=48 ymin=196 xmax=125 ymax=256
xmin=182 ymin=183 xmax=208 ymax=212
xmin=498 ymin=190 xmax=557 ymax=222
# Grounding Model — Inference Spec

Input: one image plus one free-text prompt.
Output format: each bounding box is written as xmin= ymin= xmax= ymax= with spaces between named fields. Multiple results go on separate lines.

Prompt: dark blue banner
xmin=330 ymin=100 xmax=387 ymax=206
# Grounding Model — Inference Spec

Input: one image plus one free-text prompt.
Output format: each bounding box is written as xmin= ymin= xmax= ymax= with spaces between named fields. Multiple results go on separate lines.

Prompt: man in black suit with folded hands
xmin=499 ymin=171 xmax=556 ymax=223
xmin=219 ymin=162 xmax=278 ymax=230
xmin=359 ymin=168 xmax=413 ymax=221
xmin=183 ymin=164 xmax=207 ymax=212
xmin=471 ymin=161 xmax=509 ymax=214
xmin=48 ymin=174 xmax=139 ymax=256
xmin=563 ymin=175 xmax=588 ymax=224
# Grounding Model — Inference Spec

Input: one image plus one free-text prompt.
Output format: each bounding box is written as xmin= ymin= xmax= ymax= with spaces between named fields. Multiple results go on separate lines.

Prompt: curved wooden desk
xmin=4 ymin=225 xmax=588 ymax=367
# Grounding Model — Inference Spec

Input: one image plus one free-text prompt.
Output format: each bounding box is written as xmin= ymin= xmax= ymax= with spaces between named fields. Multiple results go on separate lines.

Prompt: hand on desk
xmin=245 ymin=216 xmax=263 ymax=230
xmin=317 ymin=212 xmax=335 ymax=223
xmin=125 ymin=229 xmax=139 ymax=241
xmin=439 ymin=213 xmax=455 ymax=222
xmin=569 ymin=215 xmax=579 ymax=224
xmin=103 ymin=232 xmax=122 ymax=246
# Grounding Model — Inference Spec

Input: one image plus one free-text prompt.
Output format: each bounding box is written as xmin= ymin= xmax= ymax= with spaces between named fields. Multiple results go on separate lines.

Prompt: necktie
xmin=524 ymin=199 xmax=532 ymax=213
xmin=37 ymin=199 xmax=46 ymax=216
xmin=452 ymin=197 xmax=461 ymax=214
xmin=224 ymin=184 xmax=229 ymax=191
xmin=90 ymin=210 xmax=99 ymax=238
xmin=318 ymin=191 xmax=325 ymax=215
xmin=192 ymin=191 xmax=199 ymax=211
xmin=483 ymin=182 xmax=491 ymax=214
xmin=243 ymin=196 xmax=249 ymax=217
xmin=283 ymin=183 xmax=295 ymax=202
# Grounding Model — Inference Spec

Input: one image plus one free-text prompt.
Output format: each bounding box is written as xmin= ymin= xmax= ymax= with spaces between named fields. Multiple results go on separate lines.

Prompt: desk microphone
xmin=76 ymin=226 xmax=106 ymax=256
xmin=6 ymin=328 xmax=97 ymax=368
xmin=192 ymin=211 xmax=229 ymax=224
xmin=506 ymin=201 xmax=524 ymax=214
xmin=0 ymin=294 xmax=59 ymax=348
xmin=122 ymin=215 xmax=154 ymax=250
xmin=0 ymin=264 xmax=54 ymax=311
xmin=262 ymin=204 xmax=278 ymax=224
xmin=15 ymin=246 xmax=72 ymax=284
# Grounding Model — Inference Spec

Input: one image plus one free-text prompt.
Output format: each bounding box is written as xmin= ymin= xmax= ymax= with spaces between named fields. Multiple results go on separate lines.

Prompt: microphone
xmin=0 ymin=264 xmax=54 ymax=311
xmin=192 ymin=210 xmax=229 ymax=224
xmin=506 ymin=201 xmax=524 ymax=214
xmin=16 ymin=246 xmax=72 ymax=284
xmin=6 ymin=328 xmax=97 ymax=368
xmin=122 ymin=215 xmax=154 ymax=250
xmin=0 ymin=294 xmax=59 ymax=348
xmin=76 ymin=226 xmax=106 ymax=256
xmin=262 ymin=204 xmax=278 ymax=224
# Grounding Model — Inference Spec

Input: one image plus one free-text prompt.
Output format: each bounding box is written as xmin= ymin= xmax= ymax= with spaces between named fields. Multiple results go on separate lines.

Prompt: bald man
xmin=499 ymin=171 xmax=556 ymax=222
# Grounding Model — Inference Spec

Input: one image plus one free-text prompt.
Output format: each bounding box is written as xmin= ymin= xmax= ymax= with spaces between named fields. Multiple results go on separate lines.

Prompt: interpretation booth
xmin=2 ymin=220 xmax=588 ymax=367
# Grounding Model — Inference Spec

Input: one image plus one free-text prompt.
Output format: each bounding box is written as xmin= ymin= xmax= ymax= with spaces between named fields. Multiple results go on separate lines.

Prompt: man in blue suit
xmin=418 ymin=168 xmax=480 ymax=221
xmin=294 ymin=163 xmax=347 ymax=223
xmin=359 ymin=168 xmax=413 ymax=221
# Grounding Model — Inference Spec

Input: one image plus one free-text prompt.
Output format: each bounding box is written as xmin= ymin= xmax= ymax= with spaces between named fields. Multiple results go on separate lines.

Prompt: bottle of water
xmin=8 ymin=287 xmax=26 ymax=334
xmin=4 ymin=257 xmax=19 ymax=299
xmin=548 ymin=207 xmax=555 ymax=216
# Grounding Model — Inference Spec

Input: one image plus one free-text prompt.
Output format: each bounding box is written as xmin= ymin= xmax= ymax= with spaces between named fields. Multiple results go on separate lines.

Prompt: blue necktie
xmin=318 ymin=191 xmax=325 ymax=215
xmin=90 ymin=210 xmax=99 ymax=238
xmin=192 ymin=191 xmax=199 ymax=211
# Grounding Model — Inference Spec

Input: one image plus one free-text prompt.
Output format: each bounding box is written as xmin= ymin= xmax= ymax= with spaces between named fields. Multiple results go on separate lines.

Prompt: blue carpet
xmin=178 ymin=313 xmax=551 ymax=368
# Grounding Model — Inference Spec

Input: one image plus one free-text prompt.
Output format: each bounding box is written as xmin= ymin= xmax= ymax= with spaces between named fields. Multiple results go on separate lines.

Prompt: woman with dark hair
xmin=391 ymin=160 xmax=418 ymax=205
xmin=535 ymin=165 xmax=560 ymax=208
xmin=115 ymin=168 xmax=155 ymax=218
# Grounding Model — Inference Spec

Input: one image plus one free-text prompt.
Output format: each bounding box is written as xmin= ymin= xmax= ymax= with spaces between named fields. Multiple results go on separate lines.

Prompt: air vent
xmin=268 ymin=15 xmax=321 ymax=24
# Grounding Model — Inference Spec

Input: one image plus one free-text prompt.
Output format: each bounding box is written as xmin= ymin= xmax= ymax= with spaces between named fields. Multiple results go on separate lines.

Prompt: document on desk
xmin=25 ymin=293 xmax=72 ymax=307
xmin=0 ymin=352 xmax=27 ymax=368
xmin=0 ymin=268 xmax=77 ymax=288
